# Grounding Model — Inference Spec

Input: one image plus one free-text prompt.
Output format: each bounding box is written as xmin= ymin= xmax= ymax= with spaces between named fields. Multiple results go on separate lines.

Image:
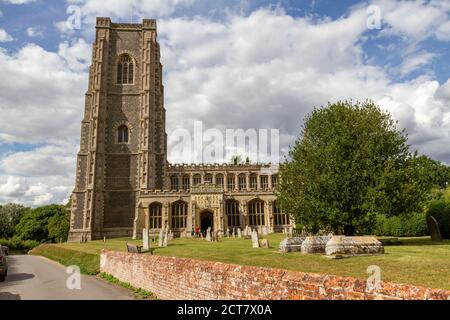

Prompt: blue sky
xmin=0 ymin=0 xmax=449 ymax=206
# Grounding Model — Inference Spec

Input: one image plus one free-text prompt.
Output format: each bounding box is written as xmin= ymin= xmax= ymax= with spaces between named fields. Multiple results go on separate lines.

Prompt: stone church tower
xmin=69 ymin=18 xmax=167 ymax=241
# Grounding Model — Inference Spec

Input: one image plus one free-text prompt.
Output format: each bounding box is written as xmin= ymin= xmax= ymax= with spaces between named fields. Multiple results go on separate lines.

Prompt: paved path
xmin=0 ymin=255 xmax=136 ymax=300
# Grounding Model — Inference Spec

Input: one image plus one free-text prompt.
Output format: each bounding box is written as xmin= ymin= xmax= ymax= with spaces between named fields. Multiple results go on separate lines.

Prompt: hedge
xmin=373 ymin=212 xmax=428 ymax=237
xmin=0 ymin=238 xmax=40 ymax=252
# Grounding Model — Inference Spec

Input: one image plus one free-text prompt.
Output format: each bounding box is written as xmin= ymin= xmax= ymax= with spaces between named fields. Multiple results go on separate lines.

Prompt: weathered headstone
xmin=232 ymin=228 xmax=235 ymax=238
xmin=205 ymin=227 xmax=211 ymax=242
xmin=287 ymin=226 xmax=293 ymax=237
xmin=260 ymin=239 xmax=269 ymax=248
xmin=142 ymin=228 xmax=149 ymax=250
xmin=301 ymin=236 xmax=332 ymax=254
xmin=325 ymin=236 xmax=384 ymax=258
xmin=251 ymin=230 xmax=260 ymax=248
xmin=427 ymin=216 xmax=442 ymax=242
xmin=169 ymin=230 xmax=174 ymax=240
xmin=163 ymin=230 xmax=169 ymax=247
xmin=261 ymin=226 xmax=269 ymax=236
xmin=226 ymin=228 xmax=230 ymax=237
xmin=279 ymin=237 xmax=306 ymax=253
xmin=237 ymin=228 xmax=242 ymax=238
xmin=158 ymin=230 xmax=164 ymax=247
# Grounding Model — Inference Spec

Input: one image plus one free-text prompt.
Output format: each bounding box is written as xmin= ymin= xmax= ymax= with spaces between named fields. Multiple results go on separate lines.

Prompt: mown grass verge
xmin=29 ymin=244 xmax=99 ymax=275
xmin=99 ymin=273 xmax=158 ymax=300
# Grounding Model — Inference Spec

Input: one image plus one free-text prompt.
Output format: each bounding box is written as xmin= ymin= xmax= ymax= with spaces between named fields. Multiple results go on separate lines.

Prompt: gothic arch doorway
xmin=200 ymin=210 xmax=214 ymax=235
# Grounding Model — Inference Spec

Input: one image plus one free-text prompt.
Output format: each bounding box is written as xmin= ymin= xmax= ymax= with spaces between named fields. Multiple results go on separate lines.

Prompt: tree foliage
xmin=0 ymin=203 xmax=28 ymax=238
xmin=14 ymin=205 xmax=68 ymax=242
xmin=278 ymin=100 xmax=435 ymax=235
xmin=48 ymin=209 xmax=70 ymax=243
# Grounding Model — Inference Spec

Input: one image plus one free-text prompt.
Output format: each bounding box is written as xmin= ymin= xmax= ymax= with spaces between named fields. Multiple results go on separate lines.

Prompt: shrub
xmin=373 ymin=212 xmax=428 ymax=237
xmin=48 ymin=210 xmax=70 ymax=243
xmin=15 ymin=205 xmax=67 ymax=242
xmin=0 ymin=238 xmax=40 ymax=252
xmin=427 ymin=199 xmax=450 ymax=239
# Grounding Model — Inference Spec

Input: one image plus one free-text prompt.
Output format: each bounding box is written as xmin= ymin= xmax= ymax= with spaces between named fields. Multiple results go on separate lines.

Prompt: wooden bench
xmin=126 ymin=243 xmax=142 ymax=253
xmin=126 ymin=243 xmax=155 ymax=255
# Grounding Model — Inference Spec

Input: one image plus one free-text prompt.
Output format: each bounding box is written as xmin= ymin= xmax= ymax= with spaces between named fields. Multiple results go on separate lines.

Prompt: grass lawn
xmin=30 ymin=234 xmax=450 ymax=290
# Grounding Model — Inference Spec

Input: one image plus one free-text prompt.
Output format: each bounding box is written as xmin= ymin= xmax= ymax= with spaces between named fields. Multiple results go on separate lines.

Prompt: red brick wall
xmin=100 ymin=249 xmax=450 ymax=300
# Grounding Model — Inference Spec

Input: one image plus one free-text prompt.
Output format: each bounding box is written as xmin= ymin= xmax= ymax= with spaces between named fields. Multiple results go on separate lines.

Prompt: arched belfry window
xmin=118 ymin=125 xmax=129 ymax=143
xmin=117 ymin=54 xmax=134 ymax=84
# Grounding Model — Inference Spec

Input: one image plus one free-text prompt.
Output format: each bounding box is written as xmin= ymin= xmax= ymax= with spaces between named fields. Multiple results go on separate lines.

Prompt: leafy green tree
xmin=230 ymin=155 xmax=243 ymax=165
xmin=0 ymin=203 xmax=28 ymax=238
xmin=15 ymin=205 xmax=67 ymax=242
xmin=48 ymin=209 xmax=70 ymax=243
xmin=278 ymin=100 xmax=434 ymax=235
xmin=411 ymin=155 xmax=450 ymax=189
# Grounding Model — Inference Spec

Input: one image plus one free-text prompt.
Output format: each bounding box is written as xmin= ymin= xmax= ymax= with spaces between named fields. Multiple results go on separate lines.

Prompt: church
xmin=68 ymin=18 xmax=291 ymax=242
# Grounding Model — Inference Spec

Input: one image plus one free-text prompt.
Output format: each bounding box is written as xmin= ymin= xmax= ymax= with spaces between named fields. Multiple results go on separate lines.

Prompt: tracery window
xmin=248 ymin=199 xmax=265 ymax=226
xmin=117 ymin=54 xmax=134 ymax=84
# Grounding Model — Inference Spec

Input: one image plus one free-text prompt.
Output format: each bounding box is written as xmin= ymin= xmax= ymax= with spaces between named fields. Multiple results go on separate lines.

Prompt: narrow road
xmin=0 ymin=255 xmax=136 ymax=300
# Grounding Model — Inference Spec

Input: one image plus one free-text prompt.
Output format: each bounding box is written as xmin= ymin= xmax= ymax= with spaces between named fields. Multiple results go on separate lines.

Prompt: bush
xmin=48 ymin=210 xmax=70 ymax=243
xmin=0 ymin=238 xmax=40 ymax=252
xmin=427 ymin=199 xmax=450 ymax=239
xmin=0 ymin=203 xmax=28 ymax=238
xmin=15 ymin=205 xmax=67 ymax=242
xmin=373 ymin=212 xmax=428 ymax=237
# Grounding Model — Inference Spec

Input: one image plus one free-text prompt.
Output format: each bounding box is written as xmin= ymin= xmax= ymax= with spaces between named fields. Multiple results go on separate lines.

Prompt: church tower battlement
xmin=69 ymin=18 xmax=167 ymax=242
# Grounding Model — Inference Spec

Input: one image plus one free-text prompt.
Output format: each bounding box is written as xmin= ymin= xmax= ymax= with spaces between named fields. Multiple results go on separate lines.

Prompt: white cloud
xmin=26 ymin=26 xmax=44 ymax=37
xmin=0 ymin=144 xmax=77 ymax=206
xmin=0 ymin=28 xmax=13 ymax=42
xmin=0 ymin=41 xmax=88 ymax=144
xmin=1 ymin=0 xmax=36 ymax=3
xmin=399 ymin=52 xmax=436 ymax=76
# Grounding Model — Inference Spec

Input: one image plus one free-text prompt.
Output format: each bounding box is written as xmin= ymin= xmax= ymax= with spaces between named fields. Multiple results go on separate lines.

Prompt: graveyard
xmin=31 ymin=233 xmax=450 ymax=291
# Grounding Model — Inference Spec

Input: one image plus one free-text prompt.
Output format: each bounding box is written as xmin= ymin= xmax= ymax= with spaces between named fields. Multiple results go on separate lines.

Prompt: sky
xmin=0 ymin=0 xmax=449 ymax=207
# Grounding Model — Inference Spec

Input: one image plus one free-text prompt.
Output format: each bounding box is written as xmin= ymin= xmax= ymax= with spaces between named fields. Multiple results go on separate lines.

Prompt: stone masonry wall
xmin=100 ymin=250 xmax=450 ymax=300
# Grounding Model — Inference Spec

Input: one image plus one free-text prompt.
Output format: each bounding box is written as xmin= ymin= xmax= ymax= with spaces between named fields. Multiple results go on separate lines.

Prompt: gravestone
xmin=260 ymin=239 xmax=269 ymax=248
xmin=162 ymin=230 xmax=169 ymax=247
xmin=205 ymin=227 xmax=211 ymax=242
xmin=142 ymin=228 xmax=149 ymax=250
xmin=251 ymin=230 xmax=260 ymax=248
xmin=279 ymin=237 xmax=306 ymax=253
xmin=169 ymin=230 xmax=174 ymax=241
xmin=237 ymin=228 xmax=242 ymax=238
xmin=301 ymin=236 xmax=332 ymax=254
xmin=261 ymin=226 xmax=269 ymax=236
xmin=325 ymin=236 xmax=384 ymax=258
xmin=427 ymin=216 xmax=442 ymax=242
xmin=287 ymin=226 xmax=293 ymax=237
xmin=158 ymin=230 xmax=164 ymax=247
xmin=226 ymin=228 xmax=230 ymax=237
xmin=232 ymin=228 xmax=235 ymax=238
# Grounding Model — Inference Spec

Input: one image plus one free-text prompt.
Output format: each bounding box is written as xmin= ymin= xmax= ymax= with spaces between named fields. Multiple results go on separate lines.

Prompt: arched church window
xmin=118 ymin=125 xmax=129 ymax=143
xmin=226 ymin=199 xmax=240 ymax=228
xmin=149 ymin=202 xmax=162 ymax=229
xmin=171 ymin=200 xmax=188 ymax=229
xmin=248 ymin=199 xmax=265 ymax=227
xmin=170 ymin=175 xmax=179 ymax=191
xmin=117 ymin=54 xmax=134 ymax=84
